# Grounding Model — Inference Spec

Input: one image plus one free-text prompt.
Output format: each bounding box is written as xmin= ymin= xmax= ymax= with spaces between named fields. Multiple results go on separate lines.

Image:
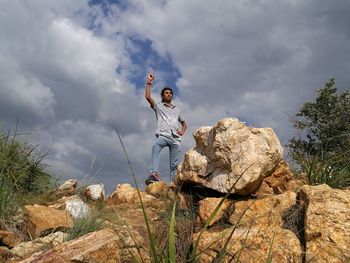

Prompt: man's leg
xmin=150 ymin=136 xmax=168 ymax=177
xmin=169 ymin=139 xmax=181 ymax=181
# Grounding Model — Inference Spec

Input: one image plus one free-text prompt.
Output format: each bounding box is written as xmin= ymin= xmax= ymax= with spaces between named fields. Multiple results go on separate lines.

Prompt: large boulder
xmin=192 ymin=192 xmax=302 ymax=262
xmin=299 ymin=184 xmax=350 ymax=262
xmin=24 ymin=205 xmax=74 ymax=238
xmin=176 ymin=118 xmax=283 ymax=195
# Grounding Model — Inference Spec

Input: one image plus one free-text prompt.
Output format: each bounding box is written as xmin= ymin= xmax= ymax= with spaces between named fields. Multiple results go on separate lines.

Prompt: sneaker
xmin=145 ymin=173 xmax=160 ymax=185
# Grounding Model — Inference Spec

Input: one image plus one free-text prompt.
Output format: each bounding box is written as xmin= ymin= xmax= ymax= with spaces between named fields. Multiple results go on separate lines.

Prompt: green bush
xmin=288 ymin=78 xmax=350 ymax=188
xmin=0 ymin=127 xmax=55 ymax=223
xmin=0 ymin=177 xmax=19 ymax=224
xmin=0 ymin=129 xmax=53 ymax=194
xmin=293 ymin=150 xmax=350 ymax=188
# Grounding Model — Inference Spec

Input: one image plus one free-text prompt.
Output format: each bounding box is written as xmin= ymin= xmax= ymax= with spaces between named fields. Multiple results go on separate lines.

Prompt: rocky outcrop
xmin=192 ymin=192 xmax=302 ymax=262
xmin=299 ymin=184 xmax=350 ymax=262
xmin=255 ymin=160 xmax=305 ymax=197
xmin=196 ymin=197 xmax=232 ymax=227
xmin=24 ymin=205 xmax=74 ymax=238
xmin=103 ymin=223 xmax=149 ymax=262
xmin=17 ymin=229 xmax=120 ymax=263
xmin=11 ymin=231 xmax=67 ymax=258
xmin=2 ymin=119 xmax=350 ymax=263
xmin=176 ymin=118 xmax=283 ymax=195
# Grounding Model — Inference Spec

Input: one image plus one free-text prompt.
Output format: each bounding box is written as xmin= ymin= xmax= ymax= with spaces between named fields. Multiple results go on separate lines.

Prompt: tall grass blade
xmin=265 ymin=230 xmax=276 ymax=263
xmin=127 ymin=249 xmax=142 ymax=263
xmin=114 ymin=127 xmax=158 ymax=262
xmin=168 ymin=199 xmax=176 ymax=263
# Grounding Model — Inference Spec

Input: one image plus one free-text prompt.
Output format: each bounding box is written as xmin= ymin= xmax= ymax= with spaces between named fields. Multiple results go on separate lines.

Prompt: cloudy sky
xmin=1 ymin=0 xmax=349 ymax=193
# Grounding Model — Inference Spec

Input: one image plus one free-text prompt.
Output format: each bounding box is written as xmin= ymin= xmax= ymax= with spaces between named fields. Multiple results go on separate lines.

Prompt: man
xmin=145 ymin=73 xmax=187 ymax=184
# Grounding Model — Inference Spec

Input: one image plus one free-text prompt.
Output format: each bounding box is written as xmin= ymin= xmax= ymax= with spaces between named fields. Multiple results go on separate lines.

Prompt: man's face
xmin=162 ymin=90 xmax=173 ymax=101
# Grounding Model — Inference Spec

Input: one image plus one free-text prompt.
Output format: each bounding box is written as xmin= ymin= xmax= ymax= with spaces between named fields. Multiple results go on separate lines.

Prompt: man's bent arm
xmin=178 ymin=121 xmax=187 ymax=136
xmin=145 ymin=74 xmax=155 ymax=108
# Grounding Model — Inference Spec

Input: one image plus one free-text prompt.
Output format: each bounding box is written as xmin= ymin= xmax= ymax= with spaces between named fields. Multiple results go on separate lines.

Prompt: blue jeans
xmin=150 ymin=135 xmax=181 ymax=181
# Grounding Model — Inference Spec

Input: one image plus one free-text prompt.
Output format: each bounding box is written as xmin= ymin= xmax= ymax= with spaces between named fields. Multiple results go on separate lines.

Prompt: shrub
xmin=288 ymin=78 xmax=350 ymax=188
xmin=0 ymin=128 xmax=53 ymax=194
xmin=293 ymin=150 xmax=350 ymax=188
xmin=0 ymin=126 xmax=55 ymax=224
xmin=0 ymin=177 xmax=19 ymax=224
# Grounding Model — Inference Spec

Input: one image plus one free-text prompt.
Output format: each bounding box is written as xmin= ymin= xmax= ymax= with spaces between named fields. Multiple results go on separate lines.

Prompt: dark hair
xmin=161 ymin=87 xmax=173 ymax=102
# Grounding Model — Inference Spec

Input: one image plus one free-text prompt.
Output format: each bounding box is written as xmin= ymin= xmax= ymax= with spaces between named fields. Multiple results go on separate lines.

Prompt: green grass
xmin=65 ymin=212 xmax=104 ymax=241
xmin=0 ymin=177 xmax=20 ymax=224
xmin=0 ymin=126 xmax=56 ymax=225
xmin=0 ymin=128 xmax=53 ymax=194
xmin=292 ymin=150 xmax=350 ymax=188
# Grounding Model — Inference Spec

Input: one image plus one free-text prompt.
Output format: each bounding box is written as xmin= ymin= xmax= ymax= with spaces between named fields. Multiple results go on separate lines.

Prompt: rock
xmin=166 ymin=183 xmax=192 ymax=210
xmin=11 ymin=231 xmax=67 ymax=258
xmin=24 ymin=205 xmax=74 ymax=238
xmin=146 ymin=181 xmax=169 ymax=198
xmin=255 ymin=160 xmax=305 ymax=196
xmin=175 ymin=191 xmax=191 ymax=210
xmin=65 ymin=196 xmax=91 ymax=219
xmin=51 ymin=179 xmax=77 ymax=198
xmin=49 ymin=195 xmax=91 ymax=218
xmin=18 ymin=229 xmax=120 ymax=263
xmin=106 ymin=184 xmax=139 ymax=205
xmin=298 ymin=184 xmax=350 ymax=262
xmin=176 ymin=118 xmax=283 ymax=195
xmin=286 ymin=179 xmax=305 ymax=192
xmin=106 ymin=184 xmax=156 ymax=205
xmin=103 ymin=222 xmax=149 ymax=262
xmin=196 ymin=198 xmax=232 ymax=227
xmin=0 ymin=230 xmax=22 ymax=248
xmin=84 ymin=183 xmax=105 ymax=201
xmin=254 ymin=181 xmax=274 ymax=196
xmin=192 ymin=192 xmax=302 ymax=262
xmin=193 ymin=227 xmax=301 ymax=263
xmin=228 ymin=191 xmax=297 ymax=227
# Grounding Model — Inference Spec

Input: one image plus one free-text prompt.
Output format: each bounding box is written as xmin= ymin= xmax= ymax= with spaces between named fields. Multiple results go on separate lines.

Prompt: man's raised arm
xmin=145 ymin=73 xmax=155 ymax=108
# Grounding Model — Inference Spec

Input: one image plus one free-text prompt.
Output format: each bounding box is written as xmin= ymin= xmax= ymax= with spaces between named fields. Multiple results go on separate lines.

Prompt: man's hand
xmin=177 ymin=129 xmax=185 ymax=136
xmin=147 ymin=73 xmax=155 ymax=83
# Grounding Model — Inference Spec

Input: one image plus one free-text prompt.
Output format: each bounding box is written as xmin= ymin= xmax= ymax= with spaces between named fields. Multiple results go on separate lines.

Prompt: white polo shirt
xmin=152 ymin=102 xmax=185 ymax=140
